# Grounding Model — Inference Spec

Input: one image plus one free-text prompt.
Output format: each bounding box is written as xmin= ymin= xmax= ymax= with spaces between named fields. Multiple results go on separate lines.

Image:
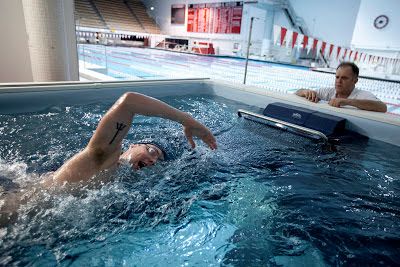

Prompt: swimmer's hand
xmin=183 ymin=117 xmax=217 ymax=150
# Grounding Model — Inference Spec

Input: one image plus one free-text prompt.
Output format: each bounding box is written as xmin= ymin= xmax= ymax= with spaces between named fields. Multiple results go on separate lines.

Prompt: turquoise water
xmin=0 ymin=95 xmax=399 ymax=266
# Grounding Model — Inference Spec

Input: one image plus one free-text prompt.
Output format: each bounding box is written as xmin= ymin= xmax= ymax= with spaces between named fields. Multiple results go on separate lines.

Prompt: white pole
xmin=244 ymin=17 xmax=254 ymax=84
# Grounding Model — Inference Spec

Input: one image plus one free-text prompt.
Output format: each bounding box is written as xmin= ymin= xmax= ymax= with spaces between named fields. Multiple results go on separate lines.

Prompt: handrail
xmin=237 ymin=109 xmax=328 ymax=142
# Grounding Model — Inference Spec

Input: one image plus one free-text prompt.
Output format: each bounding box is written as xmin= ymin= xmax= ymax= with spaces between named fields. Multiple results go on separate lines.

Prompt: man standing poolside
xmin=43 ymin=92 xmax=217 ymax=186
xmin=295 ymin=62 xmax=387 ymax=112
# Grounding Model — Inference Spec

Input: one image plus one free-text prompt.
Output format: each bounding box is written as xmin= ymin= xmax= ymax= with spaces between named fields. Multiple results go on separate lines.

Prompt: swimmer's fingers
xmin=184 ymin=129 xmax=196 ymax=149
xmin=183 ymin=121 xmax=217 ymax=150
xmin=203 ymin=132 xmax=217 ymax=150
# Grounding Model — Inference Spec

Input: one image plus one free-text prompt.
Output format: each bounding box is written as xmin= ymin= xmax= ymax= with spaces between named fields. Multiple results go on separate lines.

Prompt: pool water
xmin=0 ymin=95 xmax=399 ymax=266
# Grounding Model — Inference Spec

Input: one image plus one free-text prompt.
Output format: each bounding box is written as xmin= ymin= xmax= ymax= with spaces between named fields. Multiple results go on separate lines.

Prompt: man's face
xmin=120 ymin=144 xmax=164 ymax=170
xmin=335 ymin=66 xmax=358 ymax=97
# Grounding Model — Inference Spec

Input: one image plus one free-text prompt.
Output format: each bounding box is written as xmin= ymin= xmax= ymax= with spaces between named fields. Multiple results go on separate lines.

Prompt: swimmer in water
xmin=42 ymin=92 xmax=217 ymax=186
xmin=1 ymin=92 xmax=216 ymax=226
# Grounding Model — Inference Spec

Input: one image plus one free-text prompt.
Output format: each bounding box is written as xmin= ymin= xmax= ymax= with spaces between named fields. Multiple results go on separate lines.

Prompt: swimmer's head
xmin=119 ymin=138 xmax=169 ymax=170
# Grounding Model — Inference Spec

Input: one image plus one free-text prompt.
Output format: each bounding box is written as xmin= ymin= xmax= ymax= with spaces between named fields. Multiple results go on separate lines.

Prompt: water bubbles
xmin=1 ymin=95 xmax=399 ymax=265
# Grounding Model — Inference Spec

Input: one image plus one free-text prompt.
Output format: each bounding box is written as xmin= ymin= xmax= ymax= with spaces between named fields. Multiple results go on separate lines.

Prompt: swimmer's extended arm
xmin=50 ymin=92 xmax=217 ymax=185
xmin=88 ymin=92 xmax=217 ymax=156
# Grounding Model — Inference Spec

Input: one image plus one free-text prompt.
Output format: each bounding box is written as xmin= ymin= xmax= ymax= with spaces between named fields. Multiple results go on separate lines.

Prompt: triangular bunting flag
xmin=280 ymin=27 xmax=287 ymax=46
xmin=329 ymin=44 xmax=334 ymax=58
xmin=320 ymin=41 xmax=327 ymax=57
xmin=336 ymin=47 xmax=342 ymax=59
xmin=343 ymin=49 xmax=348 ymax=60
xmin=302 ymin=35 xmax=309 ymax=50
xmin=312 ymin=39 xmax=319 ymax=55
xmin=292 ymin=31 xmax=299 ymax=49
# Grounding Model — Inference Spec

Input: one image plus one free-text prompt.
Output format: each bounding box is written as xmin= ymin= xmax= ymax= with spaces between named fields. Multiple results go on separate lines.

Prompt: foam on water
xmin=0 ymin=95 xmax=399 ymax=266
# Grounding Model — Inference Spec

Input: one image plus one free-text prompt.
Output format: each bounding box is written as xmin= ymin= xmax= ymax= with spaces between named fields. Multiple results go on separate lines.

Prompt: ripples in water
xmin=0 ymin=95 xmax=399 ymax=266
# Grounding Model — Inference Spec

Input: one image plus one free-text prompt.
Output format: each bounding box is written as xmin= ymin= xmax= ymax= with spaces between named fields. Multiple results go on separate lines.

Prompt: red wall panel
xmin=187 ymin=2 xmax=243 ymax=34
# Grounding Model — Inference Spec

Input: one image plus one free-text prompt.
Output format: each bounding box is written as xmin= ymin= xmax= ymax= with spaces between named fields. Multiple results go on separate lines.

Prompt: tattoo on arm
xmin=109 ymin=122 xmax=127 ymax=144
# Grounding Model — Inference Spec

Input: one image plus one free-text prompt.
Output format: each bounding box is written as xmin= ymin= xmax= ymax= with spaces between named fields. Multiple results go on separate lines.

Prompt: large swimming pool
xmin=1 ymin=93 xmax=399 ymax=266
xmin=78 ymin=44 xmax=400 ymax=115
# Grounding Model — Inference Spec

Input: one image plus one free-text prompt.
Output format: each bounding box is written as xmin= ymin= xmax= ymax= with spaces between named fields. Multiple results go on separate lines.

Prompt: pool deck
xmin=77 ymin=45 xmax=400 ymax=116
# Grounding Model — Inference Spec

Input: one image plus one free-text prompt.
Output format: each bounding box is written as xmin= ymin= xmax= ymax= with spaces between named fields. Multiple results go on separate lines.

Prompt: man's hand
xmin=328 ymin=98 xmax=348 ymax=108
xmin=328 ymin=98 xmax=387 ymax=112
xmin=183 ymin=118 xmax=217 ymax=150
xmin=304 ymin=90 xmax=319 ymax=102
xmin=295 ymin=89 xmax=319 ymax=103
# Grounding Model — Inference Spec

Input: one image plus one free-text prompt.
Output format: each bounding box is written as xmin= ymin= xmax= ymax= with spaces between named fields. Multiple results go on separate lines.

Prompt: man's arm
xmin=328 ymin=98 xmax=387 ymax=112
xmin=48 ymin=92 xmax=217 ymax=185
xmin=88 ymin=92 xmax=217 ymax=151
xmin=295 ymin=89 xmax=320 ymax=103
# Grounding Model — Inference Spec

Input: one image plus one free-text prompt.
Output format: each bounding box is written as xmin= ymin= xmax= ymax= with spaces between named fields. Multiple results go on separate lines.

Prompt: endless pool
xmin=0 ymin=79 xmax=399 ymax=266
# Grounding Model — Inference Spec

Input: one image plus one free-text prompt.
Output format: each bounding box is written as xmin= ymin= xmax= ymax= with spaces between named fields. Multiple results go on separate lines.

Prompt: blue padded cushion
xmin=262 ymin=102 xmax=346 ymax=136
xmin=262 ymin=102 xmax=313 ymax=125
xmin=305 ymin=112 xmax=346 ymax=136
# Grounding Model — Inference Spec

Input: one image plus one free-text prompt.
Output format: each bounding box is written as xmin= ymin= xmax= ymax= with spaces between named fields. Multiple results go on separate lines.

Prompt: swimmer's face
xmin=119 ymin=144 xmax=164 ymax=170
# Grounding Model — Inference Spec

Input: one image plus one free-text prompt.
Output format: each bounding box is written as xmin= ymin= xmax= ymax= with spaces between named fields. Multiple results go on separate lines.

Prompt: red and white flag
xmin=320 ymin=41 xmax=327 ymax=57
xmin=343 ymin=49 xmax=348 ymax=60
xmin=328 ymin=44 xmax=334 ymax=58
xmin=280 ymin=27 xmax=288 ymax=46
xmin=291 ymin=31 xmax=299 ymax=49
xmin=336 ymin=46 xmax=342 ymax=59
xmin=312 ymin=38 xmax=319 ymax=55
xmin=302 ymin=35 xmax=309 ymax=50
